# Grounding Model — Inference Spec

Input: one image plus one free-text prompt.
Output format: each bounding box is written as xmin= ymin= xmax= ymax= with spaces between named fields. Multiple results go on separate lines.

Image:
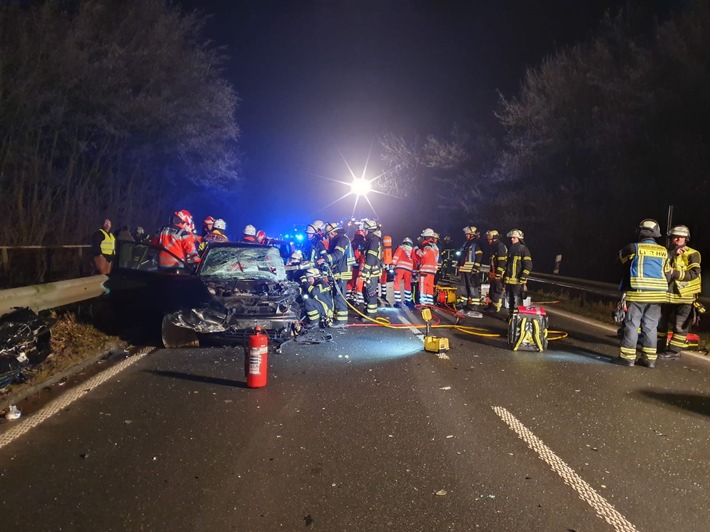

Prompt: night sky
xmin=179 ymin=0 xmax=622 ymax=239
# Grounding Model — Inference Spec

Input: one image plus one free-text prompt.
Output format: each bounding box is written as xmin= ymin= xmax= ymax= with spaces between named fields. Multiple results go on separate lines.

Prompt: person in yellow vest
xmin=91 ymin=218 xmax=115 ymax=274
xmin=380 ymin=234 xmax=393 ymax=300
xmin=616 ymin=219 xmax=672 ymax=368
xmin=657 ymin=225 xmax=702 ymax=359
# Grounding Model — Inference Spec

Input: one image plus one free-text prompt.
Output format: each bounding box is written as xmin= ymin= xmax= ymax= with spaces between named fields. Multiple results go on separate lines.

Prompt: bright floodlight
xmin=350 ymin=178 xmax=372 ymax=197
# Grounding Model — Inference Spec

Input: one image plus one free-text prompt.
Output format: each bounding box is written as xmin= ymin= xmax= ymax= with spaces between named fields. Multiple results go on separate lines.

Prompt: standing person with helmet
xmin=91 ymin=218 xmax=115 ymax=274
xmin=380 ymin=234 xmax=393 ymax=300
xmin=418 ymin=228 xmax=440 ymax=306
xmin=616 ymin=219 xmax=672 ymax=368
xmin=152 ymin=210 xmax=200 ymax=269
xmin=458 ymin=226 xmax=483 ymax=311
xmin=359 ymin=219 xmax=383 ymax=319
xmin=503 ymin=229 xmax=532 ymax=314
xmin=201 ymin=216 xmax=215 ymax=240
xmin=199 ymin=218 xmax=229 ymax=252
xmin=299 ymin=268 xmax=334 ymax=329
xmin=242 ymin=225 xmax=257 ymax=243
xmin=132 ymin=226 xmax=150 ymax=244
xmin=657 ymin=224 xmax=702 ymax=359
xmin=303 ymin=220 xmax=327 ymax=264
xmin=347 ymin=228 xmax=367 ymax=304
xmin=319 ymin=221 xmax=355 ymax=327
xmin=392 ymin=237 xmax=415 ymax=308
xmin=485 ymin=230 xmax=508 ymax=313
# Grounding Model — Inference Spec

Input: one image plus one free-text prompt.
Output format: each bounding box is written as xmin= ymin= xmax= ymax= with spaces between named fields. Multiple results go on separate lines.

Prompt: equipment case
xmin=508 ymin=306 xmax=548 ymax=352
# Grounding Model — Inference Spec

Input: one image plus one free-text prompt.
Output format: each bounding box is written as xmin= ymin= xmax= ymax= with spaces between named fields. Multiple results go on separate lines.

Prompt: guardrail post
xmin=1 ymin=247 xmax=8 ymax=277
xmin=553 ymin=254 xmax=562 ymax=275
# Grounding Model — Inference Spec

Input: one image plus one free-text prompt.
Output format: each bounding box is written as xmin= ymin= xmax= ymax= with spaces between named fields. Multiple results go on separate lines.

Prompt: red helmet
xmin=203 ymin=216 xmax=215 ymax=226
xmin=173 ymin=209 xmax=193 ymax=228
xmin=256 ymin=230 xmax=267 ymax=244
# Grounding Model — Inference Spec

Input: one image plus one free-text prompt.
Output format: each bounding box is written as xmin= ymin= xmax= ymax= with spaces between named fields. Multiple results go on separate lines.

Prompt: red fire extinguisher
xmin=245 ymin=326 xmax=268 ymax=388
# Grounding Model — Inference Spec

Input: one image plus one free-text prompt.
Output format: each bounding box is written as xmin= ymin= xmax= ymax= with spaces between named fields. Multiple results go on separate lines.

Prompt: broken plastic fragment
xmin=5 ymin=404 xmax=21 ymax=420
xmin=435 ymin=489 xmax=447 ymax=496
xmin=439 ymin=386 xmax=451 ymax=390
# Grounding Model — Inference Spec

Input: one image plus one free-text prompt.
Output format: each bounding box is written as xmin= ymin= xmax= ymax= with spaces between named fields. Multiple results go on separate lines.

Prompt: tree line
xmin=0 ymin=0 xmax=240 ymax=250
xmin=379 ymin=1 xmax=710 ymax=281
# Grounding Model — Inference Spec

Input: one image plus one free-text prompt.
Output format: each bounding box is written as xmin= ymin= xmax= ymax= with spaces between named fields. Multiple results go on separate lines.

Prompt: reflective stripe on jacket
xmin=504 ymin=242 xmax=532 ymax=285
xmin=668 ymin=246 xmax=702 ymax=303
xmin=392 ymin=245 xmax=414 ymax=272
xmin=489 ymin=241 xmax=508 ymax=280
xmin=153 ymin=226 xmax=198 ymax=268
xmin=326 ymin=232 xmax=355 ymax=280
xmin=619 ymin=240 xmax=670 ymax=302
xmin=419 ymin=243 xmax=439 ymax=275
xmin=458 ymin=239 xmax=482 ymax=273
xmin=360 ymin=233 xmax=382 ymax=278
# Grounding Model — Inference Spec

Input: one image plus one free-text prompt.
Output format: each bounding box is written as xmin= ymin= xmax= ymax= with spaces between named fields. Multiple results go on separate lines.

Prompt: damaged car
xmin=106 ymin=241 xmax=302 ymax=348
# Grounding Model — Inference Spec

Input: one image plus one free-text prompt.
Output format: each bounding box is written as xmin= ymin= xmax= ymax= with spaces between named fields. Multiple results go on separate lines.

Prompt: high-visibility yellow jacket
xmin=667 ymin=245 xmax=701 ymax=304
xmin=99 ymin=229 xmax=115 ymax=256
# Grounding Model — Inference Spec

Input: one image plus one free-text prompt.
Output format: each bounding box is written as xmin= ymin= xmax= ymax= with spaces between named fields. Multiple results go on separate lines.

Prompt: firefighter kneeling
xmin=299 ymin=268 xmax=334 ymax=329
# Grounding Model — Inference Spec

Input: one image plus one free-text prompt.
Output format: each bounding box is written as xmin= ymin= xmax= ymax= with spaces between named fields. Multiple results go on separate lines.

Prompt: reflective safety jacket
xmin=301 ymin=278 xmax=334 ymax=320
xmin=360 ymin=232 xmax=383 ymax=280
xmin=489 ymin=240 xmax=508 ymax=280
xmin=504 ymin=242 xmax=532 ymax=285
xmin=458 ymin=238 xmax=482 ymax=273
xmin=392 ymin=245 xmax=414 ymax=272
xmin=325 ymin=231 xmax=355 ymax=281
xmin=199 ymin=229 xmax=228 ymax=252
xmin=667 ymin=245 xmax=701 ymax=304
xmin=153 ymin=225 xmax=199 ymax=269
xmin=419 ymin=240 xmax=439 ymax=276
xmin=618 ymin=239 xmax=671 ymax=303
xmin=99 ymin=229 xmax=115 ymax=257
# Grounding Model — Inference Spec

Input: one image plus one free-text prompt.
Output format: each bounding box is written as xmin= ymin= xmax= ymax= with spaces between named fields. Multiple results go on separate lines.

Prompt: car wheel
xmin=161 ymin=315 xmax=200 ymax=349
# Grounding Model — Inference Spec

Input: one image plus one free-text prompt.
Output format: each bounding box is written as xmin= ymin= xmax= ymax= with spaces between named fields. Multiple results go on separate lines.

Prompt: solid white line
xmin=492 ymin=406 xmax=638 ymax=532
xmin=0 ymin=347 xmax=155 ymax=451
xmin=397 ymin=313 xmax=424 ymax=340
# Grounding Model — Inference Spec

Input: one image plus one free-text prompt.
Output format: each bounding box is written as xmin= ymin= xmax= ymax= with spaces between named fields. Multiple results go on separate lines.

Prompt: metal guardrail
xmin=0 ymin=275 xmax=107 ymax=317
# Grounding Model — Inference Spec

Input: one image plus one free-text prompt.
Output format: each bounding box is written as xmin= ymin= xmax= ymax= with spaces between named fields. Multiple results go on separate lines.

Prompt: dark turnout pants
xmin=620 ymin=302 xmax=661 ymax=361
xmin=657 ymin=303 xmax=693 ymax=353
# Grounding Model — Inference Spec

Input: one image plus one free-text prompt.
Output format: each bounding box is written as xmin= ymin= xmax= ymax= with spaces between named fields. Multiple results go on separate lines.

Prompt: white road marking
xmin=492 ymin=406 xmax=638 ymax=532
xmin=397 ymin=313 xmax=425 ymax=340
xmin=0 ymin=347 xmax=155 ymax=450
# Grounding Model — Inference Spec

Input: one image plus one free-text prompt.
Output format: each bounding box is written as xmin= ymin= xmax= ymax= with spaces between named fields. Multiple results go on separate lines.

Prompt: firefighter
xmin=347 ymin=228 xmax=367 ymax=304
xmin=256 ymin=230 xmax=267 ymax=245
xmin=202 ymin=216 xmax=215 ymax=239
xmin=132 ymin=226 xmax=150 ymax=244
xmin=319 ymin=221 xmax=355 ymax=327
xmin=616 ymin=219 xmax=672 ymax=368
xmin=418 ymin=228 xmax=440 ymax=306
xmin=303 ymin=220 xmax=327 ymax=264
xmin=242 ymin=225 xmax=257 ymax=243
xmin=392 ymin=237 xmax=415 ymax=308
xmin=485 ymin=229 xmax=508 ymax=313
xmin=380 ymin=234 xmax=393 ymax=300
xmin=359 ymin=219 xmax=383 ymax=318
xmin=657 ymin=225 xmax=702 ymax=359
xmin=503 ymin=229 xmax=532 ymax=315
xmin=199 ymin=218 xmax=229 ymax=252
xmin=458 ymin=226 xmax=483 ymax=310
xmin=300 ymin=268 xmax=334 ymax=328
xmin=91 ymin=218 xmax=115 ymax=274
xmin=152 ymin=210 xmax=200 ymax=269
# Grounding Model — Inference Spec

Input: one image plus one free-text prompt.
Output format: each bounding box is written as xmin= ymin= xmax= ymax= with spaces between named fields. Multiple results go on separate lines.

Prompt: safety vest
xmin=668 ymin=246 xmax=702 ymax=303
xmin=419 ymin=242 xmax=439 ymax=275
xmin=392 ymin=245 xmax=414 ymax=272
xmin=620 ymin=240 xmax=669 ymax=302
xmin=99 ymin=229 xmax=115 ymax=256
xmin=458 ymin=239 xmax=482 ymax=273
xmin=154 ymin=226 xmax=197 ymax=268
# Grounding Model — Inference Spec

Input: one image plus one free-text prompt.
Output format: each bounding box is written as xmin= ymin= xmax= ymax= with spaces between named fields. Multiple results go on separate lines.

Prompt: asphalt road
xmin=0 ymin=305 xmax=708 ymax=531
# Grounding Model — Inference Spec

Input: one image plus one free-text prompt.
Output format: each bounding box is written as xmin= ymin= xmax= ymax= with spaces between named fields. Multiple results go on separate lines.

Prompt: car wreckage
xmin=107 ymin=241 xmax=302 ymax=348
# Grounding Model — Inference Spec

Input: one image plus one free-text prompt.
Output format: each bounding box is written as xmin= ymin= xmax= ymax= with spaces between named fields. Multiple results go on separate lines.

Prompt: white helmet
xmin=507 ymin=229 xmax=524 ymax=239
xmin=243 ymin=224 xmax=256 ymax=236
xmin=464 ymin=226 xmax=478 ymax=235
xmin=325 ymin=221 xmax=342 ymax=233
xmin=290 ymin=250 xmax=303 ymax=261
xmin=362 ymin=219 xmax=379 ymax=232
xmin=668 ymin=225 xmax=690 ymax=240
xmin=306 ymin=220 xmax=325 ymax=237
xmin=214 ymin=219 xmax=226 ymax=231
xmin=420 ymin=228 xmax=435 ymax=238
xmin=305 ymin=267 xmax=320 ymax=278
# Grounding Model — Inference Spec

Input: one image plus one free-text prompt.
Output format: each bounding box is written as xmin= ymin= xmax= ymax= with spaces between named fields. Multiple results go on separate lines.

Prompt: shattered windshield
xmin=199 ymin=246 xmax=286 ymax=281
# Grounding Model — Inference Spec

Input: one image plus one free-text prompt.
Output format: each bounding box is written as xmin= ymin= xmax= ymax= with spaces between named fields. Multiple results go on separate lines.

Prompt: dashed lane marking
xmin=0 ymin=347 xmax=155 ymax=451
xmin=492 ymin=406 xmax=638 ymax=532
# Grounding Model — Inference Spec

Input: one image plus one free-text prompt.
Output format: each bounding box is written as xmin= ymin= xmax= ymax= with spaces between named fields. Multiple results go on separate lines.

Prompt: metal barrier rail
xmin=0 ymin=275 xmax=107 ymax=317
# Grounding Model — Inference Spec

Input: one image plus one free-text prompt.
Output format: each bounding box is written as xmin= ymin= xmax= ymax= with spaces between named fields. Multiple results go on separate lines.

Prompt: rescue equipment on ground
xmin=421 ymin=308 xmax=449 ymax=353
xmin=435 ymin=284 xmax=457 ymax=305
xmin=245 ymin=326 xmax=268 ymax=388
xmin=612 ymin=295 xmax=627 ymax=324
xmin=508 ymin=306 xmax=548 ymax=352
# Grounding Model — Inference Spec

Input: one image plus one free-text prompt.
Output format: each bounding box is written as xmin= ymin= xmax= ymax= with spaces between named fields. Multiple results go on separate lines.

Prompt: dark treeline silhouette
xmin=380 ymin=1 xmax=709 ymax=282
xmin=0 ymin=0 xmax=241 ymax=254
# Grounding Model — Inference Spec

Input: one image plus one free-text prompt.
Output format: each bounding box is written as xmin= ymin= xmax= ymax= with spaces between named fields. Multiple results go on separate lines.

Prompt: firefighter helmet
xmin=638 ymin=219 xmax=661 ymax=238
xmin=668 ymin=225 xmax=691 ymax=240
xmin=363 ymin=219 xmax=379 ymax=232
xmin=420 ymin=228 xmax=436 ymax=238
xmin=289 ymin=250 xmax=303 ymax=261
xmin=306 ymin=220 xmax=325 ymax=237
xmin=203 ymin=216 xmax=215 ymax=226
xmin=486 ymin=229 xmax=500 ymax=240
xmin=325 ymin=221 xmax=341 ymax=233
xmin=213 ymin=219 xmax=226 ymax=231
xmin=135 ymin=226 xmax=145 ymax=236
xmin=256 ymin=230 xmax=267 ymax=243
xmin=305 ymin=267 xmax=320 ymax=278
xmin=464 ymin=226 xmax=478 ymax=235
xmin=432 ymin=232 xmax=440 ymax=240
xmin=507 ymin=229 xmax=524 ymax=239
xmin=243 ymin=224 xmax=256 ymax=236
xmin=402 ymin=237 xmax=413 ymax=246
xmin=173 ymin=209 xmax=193 ymax=227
